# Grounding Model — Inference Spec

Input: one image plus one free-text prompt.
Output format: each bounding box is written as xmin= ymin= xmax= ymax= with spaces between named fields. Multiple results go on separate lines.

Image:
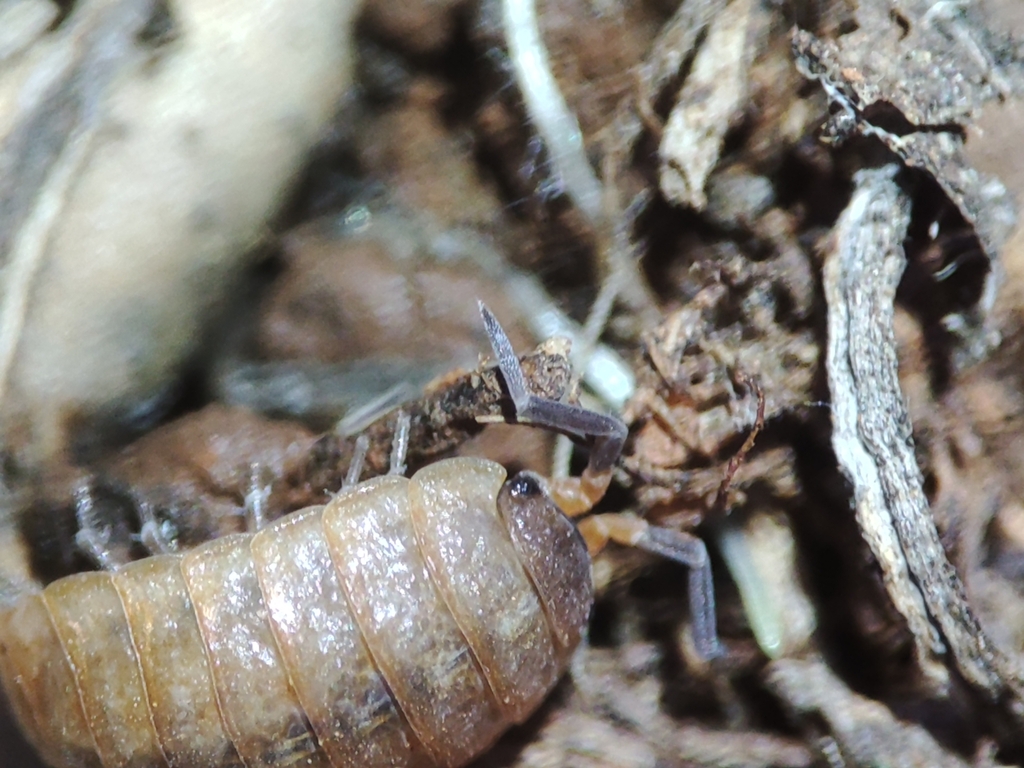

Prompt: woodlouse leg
xmin=238 ymin=466 xmax=286 ymax=532
xmin=73 ymin=482 xmax=131 ymax=569
xmin=74 ymin=527 xmax=120 ymax=570
xmin=479 ymin=302 xmax=627 ymax=515
xmin=339 ymin=408 xmax=407 ymax=489
xmin=242 ymin=464 xmax=274 ymax=532
xmin=343 ymin=434 xmax=370 ymax=488
xmin=388 ymin=410 xmax=411 ymax=476
xmin=136 ymin=498 xmax=178 ymax=555
xmin=578 ymin=513 xmax=722 ymax=660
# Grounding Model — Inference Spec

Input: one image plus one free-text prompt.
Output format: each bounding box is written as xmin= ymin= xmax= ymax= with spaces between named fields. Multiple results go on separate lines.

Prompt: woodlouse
xmin=0 ymin=305 xmax=646 ymax=768
xmin=0 ymin=306 xmax=724 ymax=768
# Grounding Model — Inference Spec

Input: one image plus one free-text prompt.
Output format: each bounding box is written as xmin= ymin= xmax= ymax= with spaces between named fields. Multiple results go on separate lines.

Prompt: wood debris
xmin=824 ymin=164 xmax=1024 ymax=723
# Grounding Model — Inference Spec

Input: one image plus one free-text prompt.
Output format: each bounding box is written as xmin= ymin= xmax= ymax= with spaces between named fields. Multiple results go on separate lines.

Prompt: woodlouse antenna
xmin=479 ymin=303 xmax=721 ymax=657
xmin=479 ymin=301 xmax=627 ymax=516
xmin=479 ymin=302 xmax=626 ymax=473
xmin=578 ymin=512 xmax=721 ymax=659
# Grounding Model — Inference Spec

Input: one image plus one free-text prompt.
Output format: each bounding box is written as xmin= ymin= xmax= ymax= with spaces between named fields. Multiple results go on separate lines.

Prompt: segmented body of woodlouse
xmin=0 ymin=305 xmax=632 ymax=768
xmin=0 ymin=457 xmax=592 ymax=768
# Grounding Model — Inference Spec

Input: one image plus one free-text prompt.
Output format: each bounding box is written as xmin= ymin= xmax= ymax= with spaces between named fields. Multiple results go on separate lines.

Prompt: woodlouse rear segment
xmin=0 ymin=457 xmax=594 ymax=768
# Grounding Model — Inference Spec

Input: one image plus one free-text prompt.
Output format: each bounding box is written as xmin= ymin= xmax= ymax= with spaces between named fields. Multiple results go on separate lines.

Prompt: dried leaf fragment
xmin=659 ymin=0 xmax=760 ymax=209
xmin=602 ymin=0 xmax=725 ymax=163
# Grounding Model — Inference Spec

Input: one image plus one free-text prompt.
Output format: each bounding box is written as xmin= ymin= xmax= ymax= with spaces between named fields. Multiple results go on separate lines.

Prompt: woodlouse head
xmin=496 ymin=470 xmax=594 ymax=654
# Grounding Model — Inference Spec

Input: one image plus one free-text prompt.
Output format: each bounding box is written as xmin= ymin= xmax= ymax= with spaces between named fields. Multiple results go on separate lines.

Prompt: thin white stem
xmin=503 ymin=0 xmax=604 ymax=224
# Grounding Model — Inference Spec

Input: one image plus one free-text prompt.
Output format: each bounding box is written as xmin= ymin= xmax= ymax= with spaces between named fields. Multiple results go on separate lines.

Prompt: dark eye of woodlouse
xmin=508 ymin=472 xmax=542 ymax=498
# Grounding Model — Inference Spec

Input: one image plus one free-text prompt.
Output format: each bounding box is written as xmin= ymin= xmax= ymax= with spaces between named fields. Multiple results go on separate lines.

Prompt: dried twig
xmin=767 ymin=657 xmax=973 ymax=768
xmin=711 ymin=374 xmax=765 ymax=516
xmin=501 ymin=0 xmax=603 ymax=223
xmin=300 ymin=344 xmax=576 ymax=496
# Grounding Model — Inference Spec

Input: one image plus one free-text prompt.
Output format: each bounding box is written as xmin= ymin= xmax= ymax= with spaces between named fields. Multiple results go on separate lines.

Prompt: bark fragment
xmin=824 ymin=164 xmax=1024 ymax=716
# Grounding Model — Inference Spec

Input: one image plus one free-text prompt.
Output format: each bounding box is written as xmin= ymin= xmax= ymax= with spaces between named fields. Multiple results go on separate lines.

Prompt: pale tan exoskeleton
xmin=0 ymin=304 xmax=719 ymax=768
